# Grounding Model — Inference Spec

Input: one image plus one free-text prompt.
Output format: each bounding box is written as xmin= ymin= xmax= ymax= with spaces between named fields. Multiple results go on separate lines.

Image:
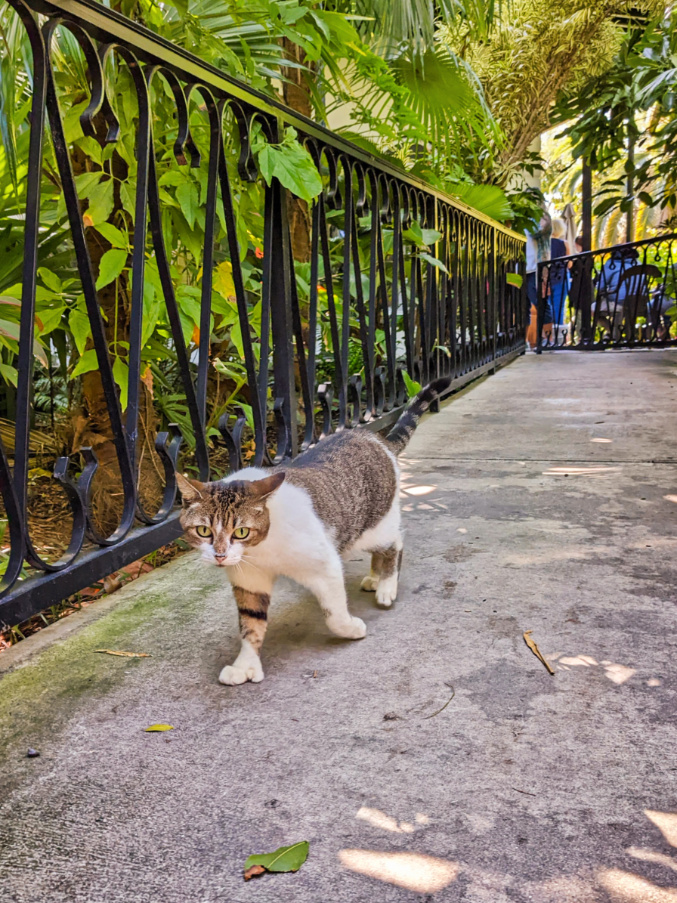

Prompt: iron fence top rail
xmin=545 ymin=233 xmax=677 ymax=265
xmin=28 ymin=0 xmax=525 ymax=242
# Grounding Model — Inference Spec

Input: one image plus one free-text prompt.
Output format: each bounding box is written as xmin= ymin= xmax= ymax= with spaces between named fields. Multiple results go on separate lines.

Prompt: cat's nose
xmin=214 ymin=552 xmax=227 ymax=561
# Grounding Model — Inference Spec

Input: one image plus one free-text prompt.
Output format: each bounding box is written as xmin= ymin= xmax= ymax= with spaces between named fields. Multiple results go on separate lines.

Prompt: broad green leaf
xmin=214 ymin=260 xmax=235 ymax=298
xmin=86 ymin=179 xmax=114 ymax=225
xmin=113 ymin=357 xmax=129 ymax=411
xmin=37 ymin=267 xmax=62 ymax=293
xmin=71 ymin=348 xmax=99 ymax=379
xmin=0 ymin=318 xmax=20 ymax=341
xmin=402 ymin=370 xmax=421 ymax=398
xmin=96 ymin=249 xmax=128 ymax=290
xmin=158 ymin=171 xmax=185 ymax=188
xmin=35 ymin=306 xmax=64 ymax=336
xmin=239 ymin=402 xmax=255 ymax=433
xmin=0 ymin=295 xmax=21 ymax=308
xmin=404 ymin=223 xmax=443 ymax=248
xmin=69 ymin=308 xmax=91 ymax=354
xmin=75 ymin=170 xmax=103 ymax=200
xmin=144 ymin=723 xmax=174 ymax=732
xmin=256 ymin=137 xmax=322 ymax=204
xmin=76 ymin=136 xmax=103 ymax=166
xmin=419 ymin=227 xmax=443 ymax=246
xmin=450 ymin=183 xmax=513 ymax=223
xmin=0 ymin=363 xmax=18 ymax=387
xmin=230 ymin=319 xmax=245 ymax=360
xmin=506 ymin=273 xmax=523 ymax=289
xmin=420 ymin=251 xmax=448 ymax=274
xmin=142 ymin=281 xmax=161 ymax=348
xmin=176 ymin=287 xmax=201 ymax=326
xmin=176 ymin=180 xmax=198 ymax=230
xmin=244 ymin=841 xmax=309 ymax=876
xmin=33 ymin=339 xmax=49 ymax=368
xmin=95 ymin=223 xmax=129 ymax=249
xmin=120 ymin=180 xmax=136 ymax=221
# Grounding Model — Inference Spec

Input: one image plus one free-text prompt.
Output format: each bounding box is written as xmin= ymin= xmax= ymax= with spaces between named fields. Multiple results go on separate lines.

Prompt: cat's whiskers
xmin=241 ymin=555 xmax=265 ymax=575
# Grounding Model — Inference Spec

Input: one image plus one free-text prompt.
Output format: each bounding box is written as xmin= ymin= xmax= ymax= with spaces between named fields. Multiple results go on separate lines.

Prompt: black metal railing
xmin=0 ymin=0 xmax=526 ymax=629
xmin=536 ymin=234 xmax=677 ymax=351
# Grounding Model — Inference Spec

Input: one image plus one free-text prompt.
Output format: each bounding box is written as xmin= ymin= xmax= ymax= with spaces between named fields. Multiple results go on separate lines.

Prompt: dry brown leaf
xmin=103 ymin=574 xmax=122 ymax=594
xmin=95 ymin=649 xmax=152 ymax=658
xmin=140 ymin=365 xmax=154 ymax=398
xmin=244 ymin=865 xmax=266 ymax=881
xmin=523 ymin=630 xmax=555 ymax=675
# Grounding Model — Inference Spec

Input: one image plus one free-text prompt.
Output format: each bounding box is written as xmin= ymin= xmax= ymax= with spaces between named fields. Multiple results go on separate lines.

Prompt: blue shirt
xmin=597 ymin=252 xmax=644 ymax=302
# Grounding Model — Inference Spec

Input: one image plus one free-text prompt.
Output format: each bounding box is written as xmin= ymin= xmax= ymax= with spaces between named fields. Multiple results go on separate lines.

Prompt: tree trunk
xmin=71 ymin=113 xmax=162 ymax=535
xmin=281 ymin=37 xmax=313 ymax=265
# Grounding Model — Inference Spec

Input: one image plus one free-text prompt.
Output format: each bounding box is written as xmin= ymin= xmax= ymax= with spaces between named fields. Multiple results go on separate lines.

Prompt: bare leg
xmin=219 ymin=585 xmax=270 ymax=685
xmin=301 ymin=552 xmax=366 ymax=640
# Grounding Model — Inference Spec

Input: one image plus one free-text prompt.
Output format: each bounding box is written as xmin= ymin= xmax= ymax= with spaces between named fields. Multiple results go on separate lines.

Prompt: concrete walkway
xmin=1 ymin=350 xmax=676 ymax=903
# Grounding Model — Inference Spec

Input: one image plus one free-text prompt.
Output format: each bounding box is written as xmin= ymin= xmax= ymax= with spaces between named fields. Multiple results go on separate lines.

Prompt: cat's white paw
xmin=376 ymin=574 xmax=398 ymax=608
xmin=328 ymin=615 xmax=367 ymax=639
xmin=360 ymin=575 xmax=379 ymax=592
xmin=219 ymin=661 xmax=264 ymax=685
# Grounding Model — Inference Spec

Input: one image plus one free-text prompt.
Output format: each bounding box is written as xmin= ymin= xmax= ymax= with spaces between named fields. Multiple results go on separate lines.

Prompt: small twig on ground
xmin=95 ymin=650 xmax=152 ymax=658
xmin=423 ymin=682 xmax=455 ymax=719
xmin=512 ymin=787 xmax=537 ymax=797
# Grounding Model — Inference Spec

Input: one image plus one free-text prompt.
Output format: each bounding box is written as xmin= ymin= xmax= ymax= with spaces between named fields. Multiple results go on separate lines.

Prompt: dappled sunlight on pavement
xmin=338 ymin=849 xmax=459 ymax=893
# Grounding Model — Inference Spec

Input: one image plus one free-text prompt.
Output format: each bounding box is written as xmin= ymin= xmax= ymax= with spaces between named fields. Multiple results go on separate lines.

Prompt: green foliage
xmin=401 ymin=370 xmax=421 ymax=397
xmin=549 ymin=4 xmax=677 ymax=232
xmin=254 ymin=126 xmax=323 ymax=203
xmin=244 ymin=841 xmax=310 ymax=876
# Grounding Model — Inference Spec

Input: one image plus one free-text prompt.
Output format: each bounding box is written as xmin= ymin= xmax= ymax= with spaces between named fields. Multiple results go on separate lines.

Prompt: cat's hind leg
xmin=219 ymin=585 xmax=270 ymax=685
xmin=301 ymin=552 xmax=366 ymax=640
xmin=373 ymin=539 xmax=403 ymax=609
xmin=360 ymin=551 xmax=383 ymax=592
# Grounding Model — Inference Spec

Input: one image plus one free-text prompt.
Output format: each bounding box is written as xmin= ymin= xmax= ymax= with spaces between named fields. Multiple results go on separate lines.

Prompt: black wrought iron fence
xmin=536 ymin=234 xmax=677 ymax=351
xmin=0 ymin=0 xmax=526 ymax=629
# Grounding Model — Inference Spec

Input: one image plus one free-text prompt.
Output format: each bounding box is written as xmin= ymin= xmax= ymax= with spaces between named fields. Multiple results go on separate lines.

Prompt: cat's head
xmin=176 ymin=471 xmax=285 ymax=567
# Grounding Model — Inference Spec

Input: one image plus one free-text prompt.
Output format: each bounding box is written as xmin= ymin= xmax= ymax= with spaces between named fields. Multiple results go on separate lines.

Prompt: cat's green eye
xmin=195 ymin=525 xmax=212 ymax=538
xmin=233 ymin=526 xmax=250 ymax=540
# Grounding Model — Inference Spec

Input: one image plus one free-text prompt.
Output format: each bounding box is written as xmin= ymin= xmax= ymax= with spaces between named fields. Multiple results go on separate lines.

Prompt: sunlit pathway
xmin=1 ymin=349 xmax=676 ymax=903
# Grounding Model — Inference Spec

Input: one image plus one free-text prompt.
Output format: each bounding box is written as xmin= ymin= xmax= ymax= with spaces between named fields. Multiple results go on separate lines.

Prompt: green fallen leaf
xmin=243 ymin=841 xmax=309 ymax=880
xmin=506 ymin=272 xmax=523 ymax=289
xmin=144 ymin=724 xmax=174 ymax=732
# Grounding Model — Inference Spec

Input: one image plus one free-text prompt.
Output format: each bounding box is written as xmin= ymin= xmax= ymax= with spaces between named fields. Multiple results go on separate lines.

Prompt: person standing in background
xmin=525 ymin=210 xmax=553 ymax=348
xmin=550 ymin=218 xmax=571 ymax=333
xmin=570 ymin=234 xmax=586 ymax=344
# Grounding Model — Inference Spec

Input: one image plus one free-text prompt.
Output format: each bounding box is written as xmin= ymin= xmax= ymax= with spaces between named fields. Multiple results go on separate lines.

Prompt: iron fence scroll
xmin=0 ymin=0 xmax=526 ymax=629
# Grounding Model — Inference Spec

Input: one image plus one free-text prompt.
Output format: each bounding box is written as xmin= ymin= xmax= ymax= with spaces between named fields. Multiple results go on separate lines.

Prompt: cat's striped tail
xmin=385 ymin=376 xmax=452 ymax=454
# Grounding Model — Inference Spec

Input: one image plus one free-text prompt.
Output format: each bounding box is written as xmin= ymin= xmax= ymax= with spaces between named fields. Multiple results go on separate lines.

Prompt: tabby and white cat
xmin=176 ymin=377 xmax=450 ymax=685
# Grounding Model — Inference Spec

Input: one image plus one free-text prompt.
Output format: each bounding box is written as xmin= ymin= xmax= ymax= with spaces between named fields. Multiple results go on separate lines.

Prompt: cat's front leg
xmin=219 ymin=585 xmax=270 ymax=685
xmin=301 ymin=553 xmax=366 ymax=640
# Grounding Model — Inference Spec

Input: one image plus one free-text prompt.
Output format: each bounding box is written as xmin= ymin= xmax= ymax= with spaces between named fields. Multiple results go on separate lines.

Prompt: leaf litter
xmin=243 ymin=841 xmax=309 ymax=880
xmin=144 ymin=724 xmax=174 ymax=732
xmin=523 ymin=630 xmax=555 ymax=675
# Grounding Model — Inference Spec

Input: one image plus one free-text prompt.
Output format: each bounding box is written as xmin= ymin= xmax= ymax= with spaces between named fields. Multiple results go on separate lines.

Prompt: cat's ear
xmin=250 ymin=471 xmax=285 ymax=501
xmin=175 ymin=472 xmax=205 ymax=503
